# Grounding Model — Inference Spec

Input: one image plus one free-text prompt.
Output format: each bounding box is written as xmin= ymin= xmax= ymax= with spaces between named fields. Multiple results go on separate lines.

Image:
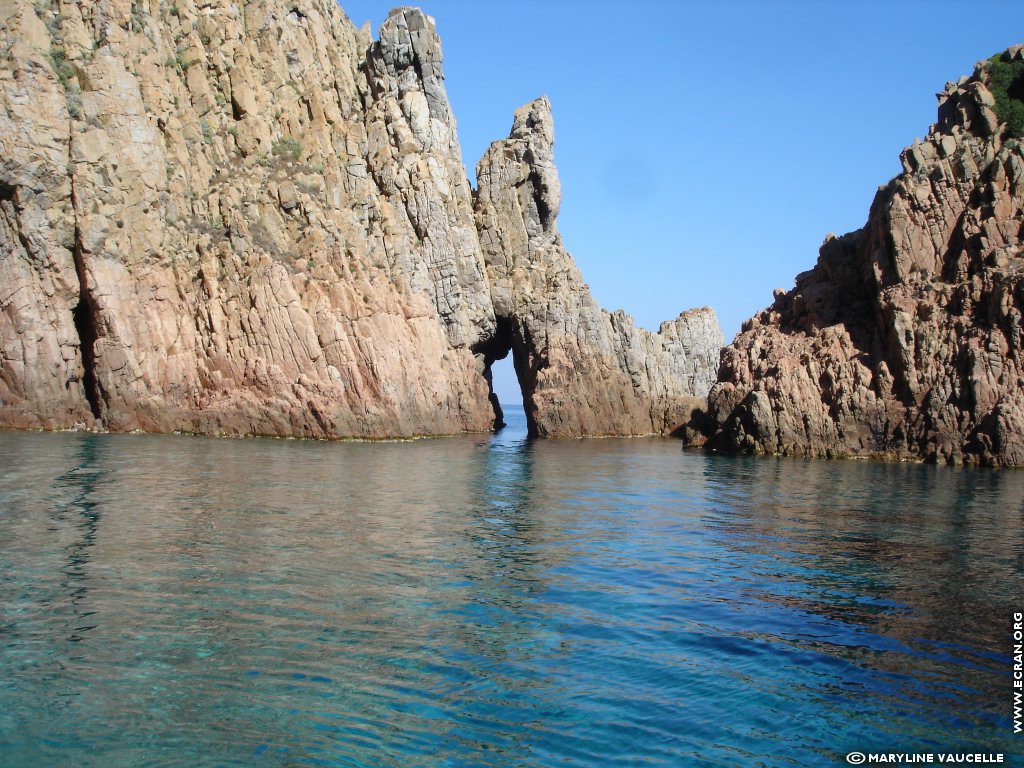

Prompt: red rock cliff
xmin=705 ymin=48 xmax=1024 ymax=466
xmin=0 ymin=2 xmax=722 ymax=438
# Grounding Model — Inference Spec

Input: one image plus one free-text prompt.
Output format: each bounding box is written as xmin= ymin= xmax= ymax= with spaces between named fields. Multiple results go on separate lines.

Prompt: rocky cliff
xmin=704 ymin=47 xmax=1024 ymax=466
xmin=475 ymin=98 xmax=722 ymax=437
xmin=0 ymin=1 xmax=722 ymax=438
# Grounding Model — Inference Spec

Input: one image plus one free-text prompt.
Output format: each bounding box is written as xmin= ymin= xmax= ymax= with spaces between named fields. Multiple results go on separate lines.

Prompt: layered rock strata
xmin=0 ymin=2 xmax=722 ymax=439
xmin=705 ymin=49 xmax=1024 ymax=465
xmin=475 ymin=98 xmax=723 ymax=436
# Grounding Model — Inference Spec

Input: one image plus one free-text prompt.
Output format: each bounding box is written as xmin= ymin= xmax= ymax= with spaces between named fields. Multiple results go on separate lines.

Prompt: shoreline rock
xmin=702 ymin=49 xmax=1024 ymax=466
xmin=0 ymin=2 xmax=722 ymax=440
xmin=474 ymin=97 xmax=723 ymax=437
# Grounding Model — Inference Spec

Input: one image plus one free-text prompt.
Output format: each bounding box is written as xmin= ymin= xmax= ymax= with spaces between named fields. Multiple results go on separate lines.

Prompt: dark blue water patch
xmin=0 ymin=409 xmax=1022 ymax=767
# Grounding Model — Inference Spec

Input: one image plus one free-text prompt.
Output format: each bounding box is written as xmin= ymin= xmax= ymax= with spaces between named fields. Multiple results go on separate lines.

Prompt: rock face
xmin=474 ymin=98 xmax=723 ymax=436
xmin=0 ymin=0 xmax=493 ymax=438
xmin=705 ymin=49 xmax=1024 ymax=466
xmin=0 ymin=1 xmax=722 ymax=439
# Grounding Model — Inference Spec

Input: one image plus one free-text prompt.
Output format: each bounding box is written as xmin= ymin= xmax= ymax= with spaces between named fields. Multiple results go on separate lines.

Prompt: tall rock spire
xmin=474 ymin=97 xmax=724 ymax=437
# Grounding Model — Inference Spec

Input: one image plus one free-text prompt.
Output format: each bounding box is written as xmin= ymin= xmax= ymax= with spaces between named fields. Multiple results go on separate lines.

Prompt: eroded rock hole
xmin=484 ymin=356 xmax=507 ymax=430
xmin=478 ymin=316 xmax=533 ymax=434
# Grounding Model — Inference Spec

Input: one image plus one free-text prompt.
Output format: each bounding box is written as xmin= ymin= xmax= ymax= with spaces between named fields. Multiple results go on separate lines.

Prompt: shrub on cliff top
xmin=987 ymin=51 xmax=1024 ymax=139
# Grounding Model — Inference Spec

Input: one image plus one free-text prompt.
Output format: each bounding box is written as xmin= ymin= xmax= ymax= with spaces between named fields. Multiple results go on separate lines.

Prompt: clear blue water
xmin=1 ymin=405 xmax=1022 ymax=767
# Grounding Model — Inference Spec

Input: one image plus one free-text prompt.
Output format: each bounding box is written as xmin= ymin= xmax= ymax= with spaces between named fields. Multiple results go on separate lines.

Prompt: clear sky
xmin=340 ymin=0 xmax=1019 ymax=405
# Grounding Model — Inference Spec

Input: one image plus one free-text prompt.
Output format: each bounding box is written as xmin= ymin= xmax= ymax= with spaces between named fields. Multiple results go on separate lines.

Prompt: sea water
xmin=0 ymin=405 xmax=1021 ymax=767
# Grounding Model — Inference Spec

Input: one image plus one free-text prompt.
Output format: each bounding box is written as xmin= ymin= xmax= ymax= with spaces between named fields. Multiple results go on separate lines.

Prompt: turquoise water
xmin=1 ymin=406 xmax=1022 ymax=767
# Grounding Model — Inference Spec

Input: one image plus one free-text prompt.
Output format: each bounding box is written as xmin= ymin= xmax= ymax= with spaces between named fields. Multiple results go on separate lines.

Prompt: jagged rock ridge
xmin=704 ymin=47 xmax=1024 ymax=466
xmin=475 ymin=98 xmax=723 ymax=437
xmin=0 ymin=1 xmax=722 ymax=439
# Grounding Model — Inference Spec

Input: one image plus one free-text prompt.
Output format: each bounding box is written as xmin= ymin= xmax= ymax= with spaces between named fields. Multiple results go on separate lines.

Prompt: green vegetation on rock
xmin=271 ymin=137 xmax=302 ymax=162
xmin=987 ymin=51 xmax=1024 ymax=138
xmin=49 ymin=45 xmax=82 ymax=119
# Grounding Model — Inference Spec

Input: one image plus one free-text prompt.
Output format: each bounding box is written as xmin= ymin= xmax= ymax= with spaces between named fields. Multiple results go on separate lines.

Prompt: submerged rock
xmin=704 ymin=48 xmax=1024 ymax=466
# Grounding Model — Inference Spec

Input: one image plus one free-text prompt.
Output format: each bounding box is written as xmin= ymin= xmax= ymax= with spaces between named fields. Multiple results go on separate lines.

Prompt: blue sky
xmin=340 ymin=0 xmax=1019 ymax=405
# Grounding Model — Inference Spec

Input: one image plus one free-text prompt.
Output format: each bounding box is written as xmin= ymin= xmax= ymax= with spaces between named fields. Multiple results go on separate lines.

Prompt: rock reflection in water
xmin=0 ymin=423 xmax=1020 ymax=766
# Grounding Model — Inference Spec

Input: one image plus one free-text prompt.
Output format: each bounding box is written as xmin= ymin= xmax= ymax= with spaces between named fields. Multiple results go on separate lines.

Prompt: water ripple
xmin=1 ymin=412 xmax=1022 ymax=767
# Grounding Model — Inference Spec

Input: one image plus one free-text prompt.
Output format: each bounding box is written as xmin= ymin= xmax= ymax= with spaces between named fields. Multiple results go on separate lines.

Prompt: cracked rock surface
xmin=704 ymin=49 xmax=1024 ymax=466
xmin=0 ymin=1 xmax=722 ymax=439
xmin=1 ymin=1 xmax=492 ymax=437
xmin=475 ymin=98 xmax=723 ymax=437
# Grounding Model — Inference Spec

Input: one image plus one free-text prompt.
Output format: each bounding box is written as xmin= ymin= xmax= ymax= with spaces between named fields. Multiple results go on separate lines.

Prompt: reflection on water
xmin=0 ymin=407 xmax=1022 ymax=767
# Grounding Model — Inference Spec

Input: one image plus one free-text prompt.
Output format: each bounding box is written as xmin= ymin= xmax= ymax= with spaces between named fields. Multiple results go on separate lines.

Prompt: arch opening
xmin=477 ymin=316 xmax=533 ymax=434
